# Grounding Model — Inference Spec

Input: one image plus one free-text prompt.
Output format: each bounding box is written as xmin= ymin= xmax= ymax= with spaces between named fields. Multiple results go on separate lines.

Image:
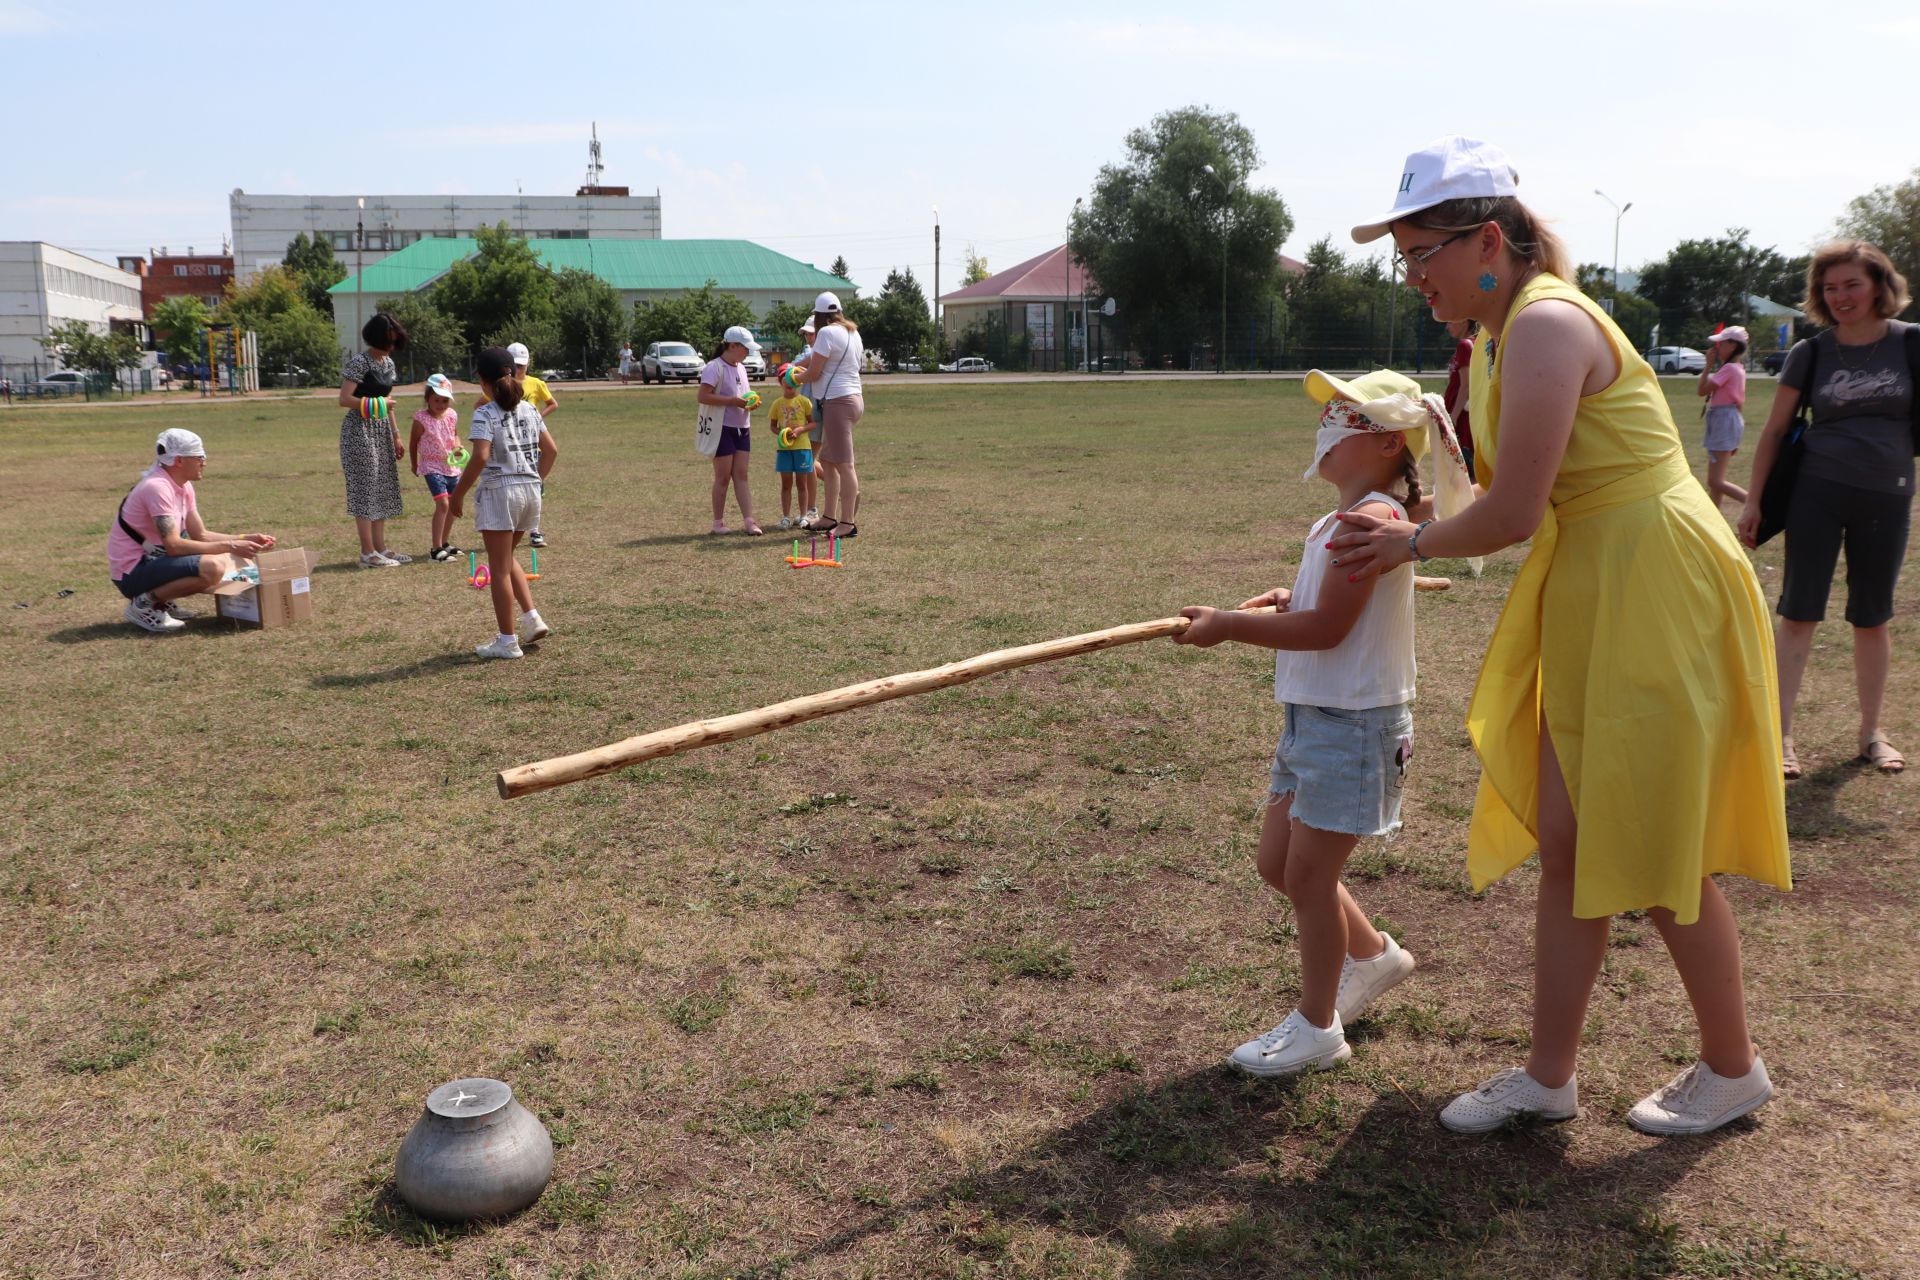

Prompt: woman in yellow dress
xmin=1329 ymin=138 xmax=1791 ymax=1136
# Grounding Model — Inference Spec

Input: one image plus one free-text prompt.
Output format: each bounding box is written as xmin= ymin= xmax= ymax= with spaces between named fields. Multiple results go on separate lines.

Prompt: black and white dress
xmin=339 ymin=351 xmax=404 ymax=521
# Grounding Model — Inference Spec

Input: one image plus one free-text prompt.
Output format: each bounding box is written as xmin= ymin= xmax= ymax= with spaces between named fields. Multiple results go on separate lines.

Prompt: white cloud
xmin=0 ymin=2 xmax=54 ymax=34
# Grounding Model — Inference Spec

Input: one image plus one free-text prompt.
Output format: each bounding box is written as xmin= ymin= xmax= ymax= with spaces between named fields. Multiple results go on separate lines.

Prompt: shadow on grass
xmin=1787 ymin=756 xmax=1891 ymax=842
xmin=619 ymin=532 xmax=772 ymax=550
xmin=46 ymin=619 xmax=250 ymax=645
xmin=310 ymin=652 xmax=471 ymax=689
xmin=746 ymin=1067 xmax=1736 ymax=1278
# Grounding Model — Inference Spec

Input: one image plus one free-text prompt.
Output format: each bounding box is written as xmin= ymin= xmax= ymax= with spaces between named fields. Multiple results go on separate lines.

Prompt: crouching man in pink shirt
xmin=106 ymin=428 xmax=276 ymax=632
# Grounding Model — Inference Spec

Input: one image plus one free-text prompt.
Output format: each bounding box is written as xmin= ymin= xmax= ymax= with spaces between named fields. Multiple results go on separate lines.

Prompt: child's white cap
xmin=1351 ymin=136 xmax=1520 ymax=244
xmin=424 ymin=372 xmax=455 ymax=398
xmin=799 ymin=319 xmax=817 ymax=335
xmin=1709 ymin=325 xmax=1750 ymax=345
xmin=722 ymin=325 xmax=755 ymax=348
xmin=506 ymin=342 xmax=531 ymax=366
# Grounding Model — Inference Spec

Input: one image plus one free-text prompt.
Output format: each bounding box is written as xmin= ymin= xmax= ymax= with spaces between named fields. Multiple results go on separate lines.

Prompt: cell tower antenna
xmin=585 ymin=123 xmax=605 ymax=188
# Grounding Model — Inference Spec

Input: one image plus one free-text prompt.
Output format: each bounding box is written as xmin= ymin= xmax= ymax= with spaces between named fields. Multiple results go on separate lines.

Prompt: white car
xmin=641 ymin=341 xmax=703 ymax=383
xmin=1647 ymin=346 xmax=1706 ymax=375
xmin=938 ymin=357 xmax=993 ymax=374
xmin=741 ymin=345 xmax=766 ymax=380
xmin=32 ymin=370 xmax=88 ymax=394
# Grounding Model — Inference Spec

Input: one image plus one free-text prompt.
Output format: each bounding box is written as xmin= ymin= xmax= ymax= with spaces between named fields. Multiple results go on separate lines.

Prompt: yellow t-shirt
xmin=478 ymin=374 xmax=556 ymax=414
xmin=767 ymin=394 xmax=813 ymax=449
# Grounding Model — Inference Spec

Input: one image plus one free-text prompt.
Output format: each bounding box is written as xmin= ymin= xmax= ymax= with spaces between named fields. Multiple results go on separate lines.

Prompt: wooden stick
xmin=497 ymin=578 xmax=1453 ymax=799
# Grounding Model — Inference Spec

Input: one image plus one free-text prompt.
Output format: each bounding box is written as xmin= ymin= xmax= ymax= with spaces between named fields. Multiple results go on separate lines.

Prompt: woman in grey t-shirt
xmin=1738 ymin=240 xmax=1915 ymax=777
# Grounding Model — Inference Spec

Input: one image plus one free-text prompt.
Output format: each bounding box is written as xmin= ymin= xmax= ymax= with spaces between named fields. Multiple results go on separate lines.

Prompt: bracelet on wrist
xmin=1409 ymin=520 xmax=1434 ymax=563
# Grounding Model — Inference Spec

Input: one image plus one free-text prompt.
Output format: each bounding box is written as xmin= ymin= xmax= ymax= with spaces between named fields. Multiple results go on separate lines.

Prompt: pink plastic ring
xmin=471 ymin=564 xmax=491 ymax=590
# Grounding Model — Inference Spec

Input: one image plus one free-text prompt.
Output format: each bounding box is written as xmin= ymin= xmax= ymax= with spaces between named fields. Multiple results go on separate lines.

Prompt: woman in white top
xmin=787 ymin=292 xmax=865 ymax=538
xmin=1174 ymin=368 xmax=1472 ymax=1081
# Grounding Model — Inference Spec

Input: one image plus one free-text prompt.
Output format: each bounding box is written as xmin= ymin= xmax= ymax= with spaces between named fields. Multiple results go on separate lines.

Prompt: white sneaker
xmin=1226 ymin=1009 xmax=1351 ymax=1078
xmin=160 ymin=599 xmax=197 ymax=621
xmin=376 ymin=548 xmax=412 ymax=564
xmin=124 ymin=597 xmax=185 ymax=633
xmin=778 ymin=515 xmax=794 ymax=530
xmin=517 ymin=611 xmax=551 ymax=645
xmin=359 ymin=551 xmax=399 ymax=568
xmin=474 ymin=635 xmax=524 ymax=660
xmin=1627 ymin=1058 xmax=1772 ymax=1136
xmin=1440 ymin=1068 xmax=1578 ymax=1134
xmin=1336 ymin=933 xmax=1417 ymax=1023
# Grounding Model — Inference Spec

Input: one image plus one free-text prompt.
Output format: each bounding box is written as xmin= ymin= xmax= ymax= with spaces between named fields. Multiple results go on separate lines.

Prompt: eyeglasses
xmin=1392 ymin=231 xmax=1470 ymax=279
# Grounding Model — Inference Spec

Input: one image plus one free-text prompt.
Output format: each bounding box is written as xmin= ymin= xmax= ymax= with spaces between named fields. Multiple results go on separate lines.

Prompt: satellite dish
xmin=1101 ymin=297 xmax=1117 ymax=316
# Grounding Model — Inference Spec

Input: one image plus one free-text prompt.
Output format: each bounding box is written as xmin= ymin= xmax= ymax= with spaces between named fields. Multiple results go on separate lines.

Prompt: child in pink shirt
xmin=1697 ymin=326 xmax=1750 ymax=511
xmin=409 ymin=373 xmax=464 ymax=560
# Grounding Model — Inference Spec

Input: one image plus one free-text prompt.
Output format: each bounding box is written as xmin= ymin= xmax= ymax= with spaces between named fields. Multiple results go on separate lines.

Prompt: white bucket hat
xmin=1352 ymin=136 xmax=1520 ymax=244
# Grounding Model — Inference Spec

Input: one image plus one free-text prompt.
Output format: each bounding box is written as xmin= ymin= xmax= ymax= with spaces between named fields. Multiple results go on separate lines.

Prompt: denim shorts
xmin=776 ymin=449 xmax=813 ymax=474
xmin=1269 ymin=701 xmax=1414 ymax=837
xmin=423 ymin=471 xmax=459 ymax=498
xmin=114 ymin=550 xmax=202 ymax=599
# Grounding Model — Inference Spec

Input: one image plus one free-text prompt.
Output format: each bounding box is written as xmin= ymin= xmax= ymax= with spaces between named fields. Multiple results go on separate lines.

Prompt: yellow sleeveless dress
xmin=1465 ymin=274 xmax=1791 ymax=924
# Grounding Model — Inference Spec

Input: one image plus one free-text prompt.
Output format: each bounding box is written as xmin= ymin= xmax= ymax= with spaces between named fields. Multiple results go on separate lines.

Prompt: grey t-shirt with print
xmin=469 ymin=401 xmax=544 ymax=482
xmin=1780 ymin=320 xmax=1915 ymax=496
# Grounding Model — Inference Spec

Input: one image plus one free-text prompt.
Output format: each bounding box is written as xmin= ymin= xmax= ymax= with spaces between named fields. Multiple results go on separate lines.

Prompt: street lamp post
xmin=932 ymin=205 xmax=941 ymax=343
xmin=1595 ymin=189 xmax=1632 ymax=316
xmin=354 ymin=196 xmax=365 ymax=349
xmin=1202 ymin=165 xmax=1228 ymax=372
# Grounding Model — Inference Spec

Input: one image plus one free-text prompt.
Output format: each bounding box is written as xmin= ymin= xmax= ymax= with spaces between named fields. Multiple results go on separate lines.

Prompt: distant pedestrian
xmin=618 ymin=341 xmax=634 ymax=384
xmin=1696 ymin=325 xmax=1750 ymax=511
xmin=337 ymin=313 xmax=410 ymax=567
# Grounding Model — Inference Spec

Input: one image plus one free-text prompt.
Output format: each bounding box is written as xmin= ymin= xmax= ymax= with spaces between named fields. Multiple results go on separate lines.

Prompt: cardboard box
xmin=211 ymin=547 xmax=320 ymax=628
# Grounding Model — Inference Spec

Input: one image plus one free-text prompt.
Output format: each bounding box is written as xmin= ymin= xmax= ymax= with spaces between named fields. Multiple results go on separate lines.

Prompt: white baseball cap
xmin=155 ymin=428 xmax=205 ymax=463
xmin=1709 ymin=325 xmax=1751 ymax=346
xmin=1351 ymin=136 xmax=1520 ymax=244
xmin=812 ymin=291 xmax=842 ymax=314
xmin=507 ymin=342 xmax=531 ymax=366
xmin=799 ymin=319 xmax=817 ymax=335
xmin=424 ymin=372 xmax=456 ymax=398
xmin=722 ymin=325 xmax=755 ymax=348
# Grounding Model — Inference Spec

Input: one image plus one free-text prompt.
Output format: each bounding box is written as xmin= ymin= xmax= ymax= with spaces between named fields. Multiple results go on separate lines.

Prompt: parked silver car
xmin=641 ymin=341 xmax=703 ymax=383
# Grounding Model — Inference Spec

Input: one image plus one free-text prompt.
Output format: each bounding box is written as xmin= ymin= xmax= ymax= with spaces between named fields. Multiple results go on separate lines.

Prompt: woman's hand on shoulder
xmin=1326 ymin=503 xmax=1416 ymax=581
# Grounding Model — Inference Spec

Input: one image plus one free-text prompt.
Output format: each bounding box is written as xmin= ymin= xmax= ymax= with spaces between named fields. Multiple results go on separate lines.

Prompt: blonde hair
xmin=1803 ymin=239 xmax=1911 ymax=327
xmin=817 ymin=312 xmax=859 ymax=334
xmin=1404 ymin=196 xmax=1572 ymax=281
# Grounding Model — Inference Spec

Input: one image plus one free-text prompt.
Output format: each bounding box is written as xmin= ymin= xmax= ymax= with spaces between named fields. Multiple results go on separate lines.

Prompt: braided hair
xmin=1397 ymin=449 xmax=1423 ymax=513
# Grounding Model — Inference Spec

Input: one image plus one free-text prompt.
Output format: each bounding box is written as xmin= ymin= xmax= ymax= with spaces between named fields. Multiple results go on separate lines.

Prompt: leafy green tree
xmin=1633 ymin=229 xmax=1799 ymax=349
xmin=1575 ymin=263 xmax=1660 ymax=350
xmin=1070 ymin=105 xmax=1294 ymax=367
xmin=40 ymin=320 xmax=141 ymax=382
xmin=432 ymin=222 xmax=555 ymax=355
xmin=630 ymin=280 xmax=756 ymax=357
xmin=216 ymin=267 xmax=340 ymax=384
xmin=761 ymin=300 xmax=813 ymax=350
xmin=860 ymin=268 xmax=935 ymax=369
xmin=1835 ymin=166 xmax=1920 ymax=320
xmin=485 ymin=311 xmax=563 ymax=372
xmin=963 ymin=245 xmax=991 ymax=285
xmin=375 ymin=293 xmax=467 ymax=382
xmin=551 ymin=268 xmax=626 ymax=374
xmin=283 ymin=232 xmax=347 ymax=317
xmin=149 ymin=296 xmax=211 ymax=365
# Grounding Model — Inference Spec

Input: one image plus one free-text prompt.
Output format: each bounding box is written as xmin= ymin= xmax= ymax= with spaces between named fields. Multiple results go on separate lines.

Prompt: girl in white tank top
xmin=1172 ymin=369 xmax=1474 ymax=1081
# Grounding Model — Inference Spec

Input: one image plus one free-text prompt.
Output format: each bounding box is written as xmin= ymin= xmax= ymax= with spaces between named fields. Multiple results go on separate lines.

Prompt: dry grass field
xmin=2 ymin=376 xmax=1915 ymax=1279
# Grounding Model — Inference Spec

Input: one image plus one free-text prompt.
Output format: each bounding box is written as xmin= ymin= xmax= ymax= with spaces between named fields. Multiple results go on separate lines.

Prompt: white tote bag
xmin=694 ymin=400 xmax=723 ymax=457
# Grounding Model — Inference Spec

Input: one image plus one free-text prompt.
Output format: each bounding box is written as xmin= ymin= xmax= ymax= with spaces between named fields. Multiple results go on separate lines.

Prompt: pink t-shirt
xmin=413 ymin=407 xmax=462 ymax=476
xmin=1707 ymin=362 xmax=1747 ymax=408
xmin=107 ymin=466 xmax=197 ymax=578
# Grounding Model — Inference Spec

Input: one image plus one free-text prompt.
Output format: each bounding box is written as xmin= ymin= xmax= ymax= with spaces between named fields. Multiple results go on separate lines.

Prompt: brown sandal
xmin=1860 ymin=731 xmax=1905 ymax=774
xmin=1782 ymin=737 xmax=1802 ymax=781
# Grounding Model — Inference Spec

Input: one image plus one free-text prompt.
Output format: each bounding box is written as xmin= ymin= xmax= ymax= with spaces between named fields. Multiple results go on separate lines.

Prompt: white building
xmin=229 ymin=189 xmax=664 ymax=281
xmin=0 ymin=242 xmax=144 ymax=376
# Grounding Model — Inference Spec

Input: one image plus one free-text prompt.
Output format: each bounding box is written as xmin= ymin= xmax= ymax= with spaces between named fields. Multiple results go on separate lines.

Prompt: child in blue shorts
xmin=767 ymin=373 xmax=816 ymax=529
xmin=409 ymin=373 xmax=464 ymax=560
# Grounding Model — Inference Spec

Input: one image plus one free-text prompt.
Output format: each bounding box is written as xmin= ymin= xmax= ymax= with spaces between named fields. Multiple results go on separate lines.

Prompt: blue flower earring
xmin=1478 ymin=270 xmax=1499 ymax=293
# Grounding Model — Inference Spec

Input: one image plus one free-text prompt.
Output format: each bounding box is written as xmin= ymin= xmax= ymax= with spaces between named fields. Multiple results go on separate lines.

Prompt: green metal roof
xmin=331 ymin=238 xmax=854 ymax=295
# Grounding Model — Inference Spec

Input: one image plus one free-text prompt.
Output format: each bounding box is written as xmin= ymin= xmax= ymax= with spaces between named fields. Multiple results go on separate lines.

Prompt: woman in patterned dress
xmin=336 ymin=313 xmax=411 ymax=567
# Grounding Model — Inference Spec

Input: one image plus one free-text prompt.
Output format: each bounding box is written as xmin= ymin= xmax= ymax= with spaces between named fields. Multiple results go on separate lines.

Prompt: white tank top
xmin=1273 ymin=491 xmax=1417 ymax=711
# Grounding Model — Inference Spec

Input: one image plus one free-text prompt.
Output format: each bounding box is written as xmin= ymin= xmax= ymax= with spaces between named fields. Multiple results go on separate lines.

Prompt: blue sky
xmin=5 ymin=0 xmax=1913 ymax=294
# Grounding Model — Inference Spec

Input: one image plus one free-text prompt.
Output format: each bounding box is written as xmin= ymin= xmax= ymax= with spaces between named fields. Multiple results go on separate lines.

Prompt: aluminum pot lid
xmin=426 ymin=1077 xmax=512 ymax=1120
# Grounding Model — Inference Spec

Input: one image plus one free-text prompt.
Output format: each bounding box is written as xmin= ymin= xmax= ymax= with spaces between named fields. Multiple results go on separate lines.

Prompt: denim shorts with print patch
xmin=1269 ymin=701 xmax=1414 ymax=838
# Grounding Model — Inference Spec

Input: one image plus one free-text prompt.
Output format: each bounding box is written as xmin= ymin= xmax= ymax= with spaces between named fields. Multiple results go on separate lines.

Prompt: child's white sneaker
xmin=1336 ymin=933 xmax=1417 ymax=1023
xmin=778 ymin=515 xmax=794 ymax=530
xmin=160 ymin=599 xmax=197 ymax=621
xmin=359 ymin=551 xmax=398 ymax=568
xmin=1626 ymin=1058 xmax=1772 ymax=1135
xmin=1227 ymin=1009 xmax=1351 ymax=1077
xmin=474 ymin=634 xmax=524 ymax=660
xmin=376 ymin=548 xmax=412 ymax=564
xmin=1440 ymin=1068 xmax=1578 ymax=1133
xmin=517 ymin=611 xmax=551 ymax=646
xmin=124 ymin=596 xmax=185 ymax=632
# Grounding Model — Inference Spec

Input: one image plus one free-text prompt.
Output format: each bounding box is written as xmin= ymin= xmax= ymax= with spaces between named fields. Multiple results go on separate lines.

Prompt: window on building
xmin=209 ymin=265 xmax=222 ymax=276
xmin=332 ymin=232 xmax=352 ymax=250
xmin=174 ymin=266 xmax=189 ymax=277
